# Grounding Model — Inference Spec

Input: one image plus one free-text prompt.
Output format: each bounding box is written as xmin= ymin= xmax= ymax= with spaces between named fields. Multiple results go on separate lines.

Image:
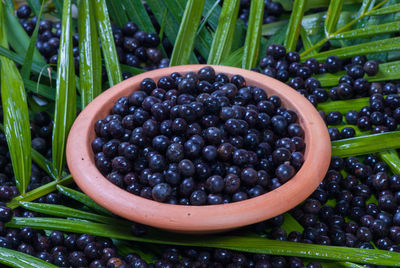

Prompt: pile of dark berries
xmin=0 ymin=219 xmax=322 ymax=267
xmin=30 ymin=111 xmax=53 ymax=158
xmin=258 ymin=45 xmax=381 ymax=108
xmin=327 ymin=87 xmax=400 ymax=141
xmin=258 ymin=44 xmax=329 ymax=107
xmin=327 ymin=55 xmax=381 ymax=101
xmin=324 ymin=81 xmax=400 ymax=141
xmin=92 ymin=66 xmax=305 ymax=205
xmin=16 ymin=4 xmax=67 ymax=66
xmin=0 ymin=110 xmax=68 ymax=203
xmin=112 ymin=22 xmax=169 ymax=72
xmin=239 ymin=0 xmax=285 ymax=25
xmin=145 ymin=246 xmax=322 ymax=267
xmin=0 ymin=229 xmax=127 ymax=267
xmin=261 ymin=154 xmax=400 ymax=253
xmin=257 ymin=44 xmax=387 ymax=141
xmin=16 ymin=4 xmax=169 ymax=76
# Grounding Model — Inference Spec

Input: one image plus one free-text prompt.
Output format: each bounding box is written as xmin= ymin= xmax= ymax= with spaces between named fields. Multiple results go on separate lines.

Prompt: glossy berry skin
xmin=152 ymin=183 xmax=172 ymax=202
xmin=364 ymin=60 xmax=379 ymax=76
xmin=190 ymin=190 xmax=207 ymax=205
xmin=325 ymin=56 xmax=342 ymax=73
xmin=339 ymin=126 xmax=355 ymax=138
xmin=0 ymin=206 xmax=12 ymax=222
xmin=276 ymin=164 xmax=295 ymax=183
xmin=348 ymin=65 xmax=365 ymax=79
xmin=16 ymin=5 xmax=31 ymax=18
xmin=326 ymin=111 xmax=343 ymax=125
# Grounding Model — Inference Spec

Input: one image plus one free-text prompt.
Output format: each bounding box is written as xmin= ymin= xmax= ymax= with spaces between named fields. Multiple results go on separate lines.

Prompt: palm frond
xmin=52 ymin=0 xmax=76 ymax=179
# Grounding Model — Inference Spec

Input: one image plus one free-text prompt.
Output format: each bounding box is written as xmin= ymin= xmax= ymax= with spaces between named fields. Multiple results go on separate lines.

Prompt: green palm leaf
xmin=105 ymin=0 xmax=128 ymax=27
xmin=169 ymin=0 xmax=205 ymax=66
xmin=93 ymin=0 xmax=122 ymax=87
xmin=207 ymin=0 xmax=240 ymax=64
xmin=20 ymin=0 xmax=45 ymax=80
xmin=0 ymin=46 xmax=57 ymax=82
xmin=0 ymin=1 xmax=31 ymax=195
xmin=0 ymin=247 xmax=57 ymax=268
xmin=19 ymin=202 xmax=130 ymax=226
xmin=242 ymin=0 xmax=264 ymax=69
xmin=6 ymin=217 xmax=400 ymax=266
xmin=369 ymin=2 xmax=400 ymax=15
xmin=324 ymin=0 xmax=344 ymax=36
xmin=122 ymin=0 xmax=156 ymax=34
xmin=52 ymin=0 xmax=76 ymax=179
xmin=57 ymin=185 xmax=113 ymax=216
xmin=79 ymin=0 xmax=102 ymax=109
xmin=332 ymin=131 xmax=400 ymax=157
xmin=2 ymin=1 xmax=44 ymax=64
xmin=378 ymin=150 xmax=400 ymax=174
xmin=308 ymin=36 xmax=400 ymax=61
xmin=25 ymin=0 xmax=42 ymax=16
xmin=332 ymin=21 xmax=400 ymax=39
xmin=284 ymin=0 xmax=306 ymax=51
xmin=300 ymin=0 xmax=390 ymax=57
xmin=7 ymin=176 xmax=73 ymax=209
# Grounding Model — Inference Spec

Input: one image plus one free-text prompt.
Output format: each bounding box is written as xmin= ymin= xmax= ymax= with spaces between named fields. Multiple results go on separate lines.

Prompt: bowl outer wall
xmin=66 ymin=64 xmax=331 ymax=233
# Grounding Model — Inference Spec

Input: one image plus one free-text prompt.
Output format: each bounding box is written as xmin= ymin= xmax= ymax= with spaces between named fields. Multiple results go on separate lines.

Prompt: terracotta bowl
xmin=66 ymin=65 xmax=331 ymax=234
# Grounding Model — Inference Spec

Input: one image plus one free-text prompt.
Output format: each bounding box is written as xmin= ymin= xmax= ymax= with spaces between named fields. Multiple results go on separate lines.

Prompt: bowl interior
xmin=66 ymin=65 xmax=331 ymax=233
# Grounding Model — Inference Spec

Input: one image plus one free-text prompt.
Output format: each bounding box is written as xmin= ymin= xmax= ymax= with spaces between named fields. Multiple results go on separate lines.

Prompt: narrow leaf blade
xmin=169 ymin=0 xmax=205 ymax=66
xmin=3 ymin=2 xmax=44 ymax=63
xmin=7 ymin=217 xmax=400 ymax=266
xmin=52 ymin=0 xmax=76 ymax=178
xmin=21 ymin=0 xmax=45 ymax=80
xmin=197 ymin=0 xmax=221 ymax=34
xmin=31 ymin=149 xmax=57 ymax=179
xmin=57 ymin=185 xmax=113 ymax=216
xmin=378 ymin=150 xmax=400 ymax=174
xmin=207 ymin=0 xmax=240 ymax=64
xmin=79 ymin=0 xmax=102 ymax=109
xmin=19 ymin=202 xmax=128 ymax=225
xmin=0 ymin=2 xmax=31 ymax=194
xmin=51 ymin=0 xmax=64 ymax=16
xmin=121 ymin=0 xmax=156 ymax=33
xmin=221 ymin=46 xmax=244 ymax=67
xmin=0 ymin=46 xmax=56 ymax=81
xmin=332 ymin=21 xmax=400 ymax=40
xmin=370 ymin=2 xmax=400 ymax=15
xmin=93 ymin=0 xmax=122 ymax=87
xmin=332 ymin=131 xmax=400 ymax=157
xmin=0 ymin=60 xmax=32 ymax=194
xmin=300 ymin=25 xmax=317 ymax=55
xmin=7 ymin=176 xmax=73 ymax=209
xmin=308 ymin=36 xmax=400 ymax=61
xmin=242 ymin=0 xmax=265 ymax=69
xmin=172 ymin=0 xmax=213 ymax=62
xmin=0 ymin=247 xmax=58 ymax=268
xmin=284 ymin=0 xmax=306 ymax=51
xmin=25 ymin=0 xmax=42 ymax=16
xmin=105 ymin=0 xmax=128 ymax=27
xmin=324 ymin=0 xmax=344 ymax=35
xmin=318 ymin=98 xmax=369 ymax=114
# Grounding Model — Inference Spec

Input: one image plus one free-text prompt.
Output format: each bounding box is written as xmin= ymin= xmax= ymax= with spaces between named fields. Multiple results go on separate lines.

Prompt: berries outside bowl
xmin=66 ymin=65 xmax=331 ymax=233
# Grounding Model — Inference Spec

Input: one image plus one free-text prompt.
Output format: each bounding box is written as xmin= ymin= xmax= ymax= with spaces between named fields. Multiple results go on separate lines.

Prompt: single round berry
xmin=152 ymin=183 xmax=172 ymax=202
xmin=325 ymin=56 xmax=342 ymax=73
xmin=16 ymin=5 xmax=31 ymax=18
xmin=363 ymin=60 xmax=379 ymax=76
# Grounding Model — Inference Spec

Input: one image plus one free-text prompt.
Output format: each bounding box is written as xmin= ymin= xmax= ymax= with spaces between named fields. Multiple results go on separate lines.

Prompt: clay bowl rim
xmin=66 ymin=64 xmax=331 ymax=233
